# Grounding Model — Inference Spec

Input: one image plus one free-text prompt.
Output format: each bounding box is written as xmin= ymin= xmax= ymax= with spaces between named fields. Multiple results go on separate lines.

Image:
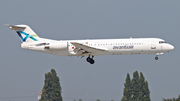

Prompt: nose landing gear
xmin=86 ymin=56 xmax=95 ymax=64
xmin=155 ymin=53 xmax=164 ymax=60
xmin=155 ymin=56 xmax=158 ymax=60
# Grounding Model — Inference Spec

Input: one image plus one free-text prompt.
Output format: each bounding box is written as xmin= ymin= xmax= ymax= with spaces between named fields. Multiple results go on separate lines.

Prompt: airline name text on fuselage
xmin=113 ymin=45 xmax=134 ymax=49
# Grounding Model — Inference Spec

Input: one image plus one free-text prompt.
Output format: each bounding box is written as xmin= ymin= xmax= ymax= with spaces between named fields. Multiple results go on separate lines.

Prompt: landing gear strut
xmin=86 ymin=56 xmax=95 ymax=64
xmin=155 ymin=56 xmax=158 ymax=60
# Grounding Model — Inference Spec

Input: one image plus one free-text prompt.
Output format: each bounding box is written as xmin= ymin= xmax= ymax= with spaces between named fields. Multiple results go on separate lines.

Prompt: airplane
xmin=6 ymin=25 xmax=174 ymax=64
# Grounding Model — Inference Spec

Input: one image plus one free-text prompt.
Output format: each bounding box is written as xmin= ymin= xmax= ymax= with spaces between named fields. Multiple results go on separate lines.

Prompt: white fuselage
xmin=21 ymin=38 xmax=174 ymax=57
xmin=6 ymin=24 xmax=174 ymax=64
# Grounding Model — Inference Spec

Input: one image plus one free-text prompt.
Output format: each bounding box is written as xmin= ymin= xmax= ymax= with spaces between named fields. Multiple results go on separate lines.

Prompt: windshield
xmin=159 ymin=41 xmax=166 ymax=44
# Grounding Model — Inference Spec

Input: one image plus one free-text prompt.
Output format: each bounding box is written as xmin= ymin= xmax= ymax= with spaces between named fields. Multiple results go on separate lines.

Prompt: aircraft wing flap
xmin=5 ymin=25 xmax=26 ymax=31
xmin=71 ymin=42 xmax=108 ymax=53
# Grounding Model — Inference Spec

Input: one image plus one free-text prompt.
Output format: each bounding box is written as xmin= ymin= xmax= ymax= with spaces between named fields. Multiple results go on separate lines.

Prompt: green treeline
xmin=39 ymin=69 xmax=179 ymax=101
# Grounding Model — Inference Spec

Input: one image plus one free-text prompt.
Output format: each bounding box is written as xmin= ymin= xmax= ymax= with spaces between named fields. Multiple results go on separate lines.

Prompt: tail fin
xmin=6 ymin=25 xmax=41 ymax=43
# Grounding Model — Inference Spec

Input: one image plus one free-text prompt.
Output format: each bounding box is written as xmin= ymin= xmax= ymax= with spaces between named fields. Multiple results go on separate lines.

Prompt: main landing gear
xmin=86 ymin=56 xmax=95 ymax=64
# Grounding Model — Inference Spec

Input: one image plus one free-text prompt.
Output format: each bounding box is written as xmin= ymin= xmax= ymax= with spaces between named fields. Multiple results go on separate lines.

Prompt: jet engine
xmin=45 ymin=42 xmax=67 ymax=50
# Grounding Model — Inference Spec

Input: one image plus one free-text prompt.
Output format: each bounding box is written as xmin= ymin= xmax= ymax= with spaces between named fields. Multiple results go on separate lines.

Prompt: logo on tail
xmin=16 ymin=31 xmax=38 ymax=42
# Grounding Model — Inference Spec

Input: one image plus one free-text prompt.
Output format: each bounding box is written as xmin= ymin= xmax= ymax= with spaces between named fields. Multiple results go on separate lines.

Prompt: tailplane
xmin=6 ymin=25 xmax=41 ymax=43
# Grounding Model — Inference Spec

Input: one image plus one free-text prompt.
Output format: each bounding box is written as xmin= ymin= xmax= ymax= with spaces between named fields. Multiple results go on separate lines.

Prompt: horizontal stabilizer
xmin=5 ymin=25 xmax=26 ymax=31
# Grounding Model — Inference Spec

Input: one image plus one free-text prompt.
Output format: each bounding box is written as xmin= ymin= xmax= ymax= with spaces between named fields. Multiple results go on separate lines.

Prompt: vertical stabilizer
xmin=6 ymin=25 xmax=41 ymax=43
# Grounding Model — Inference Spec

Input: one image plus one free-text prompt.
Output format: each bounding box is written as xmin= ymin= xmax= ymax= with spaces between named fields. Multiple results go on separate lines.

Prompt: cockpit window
xmin=159 ymin=41 xmax=166 ymax=44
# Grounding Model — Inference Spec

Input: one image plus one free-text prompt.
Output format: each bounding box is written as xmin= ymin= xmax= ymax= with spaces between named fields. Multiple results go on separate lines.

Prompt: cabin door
xmin=151 ymin=41 xmax=156 ymax=49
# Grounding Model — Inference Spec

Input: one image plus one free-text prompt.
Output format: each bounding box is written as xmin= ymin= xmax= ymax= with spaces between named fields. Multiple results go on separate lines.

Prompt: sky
xmin=0 ymin=0 xmax=179 ymax=101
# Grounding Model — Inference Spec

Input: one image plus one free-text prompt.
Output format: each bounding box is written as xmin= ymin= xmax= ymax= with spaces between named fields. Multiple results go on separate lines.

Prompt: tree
xmin=143 ymin=81 xmax=150 ymax=101
xmin=96 ymin=99 xmax=100 ymax=101
xmin=177 ymin=95 xmax=180 ymax=101
xmin=139 ymin=72 xmax=144 ymax=101
xmin=121 ymin=71 xmax=151 ymax=101
xmin=131 ymin=71 xmax=140 ymax=101
xmin=121 ymin=73 xmax=132 ymax=101
xmin=40 ymin=69 xmax=62 ymax=101
xmin=139 ymin=72 xmax=150 ymax=101
xmin=162 ymin=95 xmax=180 ymax=101
xmin=79 ymin=99 xmax=82 ymax=101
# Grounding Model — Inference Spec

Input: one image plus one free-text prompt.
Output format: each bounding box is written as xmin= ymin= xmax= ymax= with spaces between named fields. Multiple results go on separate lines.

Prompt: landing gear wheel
xmin=86 ymin=57 xmax=91 ymax=62
xmin=155 ymin=56 xmax=158 ymax=60
xmin=86 ymin=56 xmax=95 ymax=64
xmin=89 ymin=59 xmax=95 ymax=64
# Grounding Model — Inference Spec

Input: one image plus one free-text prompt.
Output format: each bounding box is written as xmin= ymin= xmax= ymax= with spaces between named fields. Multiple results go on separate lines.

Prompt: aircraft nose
xmin=169 ymin=44 xmax=174 ymax=51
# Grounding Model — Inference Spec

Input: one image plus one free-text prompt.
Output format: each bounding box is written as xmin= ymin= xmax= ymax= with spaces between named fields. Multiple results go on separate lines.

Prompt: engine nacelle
xmin=45 ymin=42 xmax=67 ymax=50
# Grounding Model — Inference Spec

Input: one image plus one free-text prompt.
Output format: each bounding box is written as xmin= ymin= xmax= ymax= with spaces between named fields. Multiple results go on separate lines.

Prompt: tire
xmin=155 ymin=57 xmax=158 ymax=60
xmin=90 ymin=59 xmax=95 ymax=64
xmin=86 ymin=57 xmax=91 ymax=62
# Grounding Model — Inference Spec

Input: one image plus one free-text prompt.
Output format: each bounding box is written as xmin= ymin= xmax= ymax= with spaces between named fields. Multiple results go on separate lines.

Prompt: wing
xmin=71 ymin=42 xmax=108 ymax=56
